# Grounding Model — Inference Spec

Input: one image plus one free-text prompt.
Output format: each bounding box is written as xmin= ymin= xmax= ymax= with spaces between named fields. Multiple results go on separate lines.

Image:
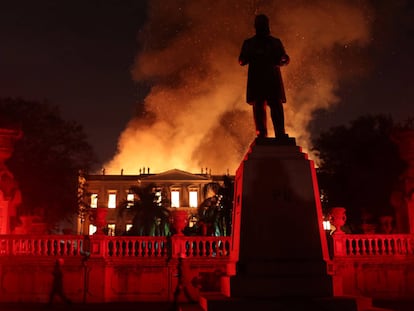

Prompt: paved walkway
xmin=1 ymin=299 xmax=414 ymax=311
xmin=0 ymin=302 xmax=178 ymax=311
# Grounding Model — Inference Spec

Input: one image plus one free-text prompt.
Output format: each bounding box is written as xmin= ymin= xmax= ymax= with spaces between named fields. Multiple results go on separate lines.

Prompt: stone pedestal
xmin=94 ymin=207 xmax=108 ymax=235
xmin=172 ymin=210 xmax=188 ymax=235
xmin=199 ymin=138 xmax=357 ymax=311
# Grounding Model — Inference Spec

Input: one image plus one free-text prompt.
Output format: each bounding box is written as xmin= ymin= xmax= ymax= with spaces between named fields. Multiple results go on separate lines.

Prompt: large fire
xmin=104 ymin=0 xmax=372 ymax=175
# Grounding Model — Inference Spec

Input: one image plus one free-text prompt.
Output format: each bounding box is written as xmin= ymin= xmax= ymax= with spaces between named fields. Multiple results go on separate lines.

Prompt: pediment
xmin=141 ymin=169 xmax=210 ymax=182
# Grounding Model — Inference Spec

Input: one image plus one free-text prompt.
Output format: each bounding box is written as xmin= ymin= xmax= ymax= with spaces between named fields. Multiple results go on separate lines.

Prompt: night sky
xmin=1 ymin=1 xmax=413 ymax=173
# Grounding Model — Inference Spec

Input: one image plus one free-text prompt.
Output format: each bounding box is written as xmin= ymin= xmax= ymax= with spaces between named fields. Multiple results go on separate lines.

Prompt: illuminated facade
xmin=79 ymin=168 xmax=232 ymax=236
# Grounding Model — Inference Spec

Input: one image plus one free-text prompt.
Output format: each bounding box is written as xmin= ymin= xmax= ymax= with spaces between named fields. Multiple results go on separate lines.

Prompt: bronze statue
xmin=239 ymin=14 xmax=289 ymax=138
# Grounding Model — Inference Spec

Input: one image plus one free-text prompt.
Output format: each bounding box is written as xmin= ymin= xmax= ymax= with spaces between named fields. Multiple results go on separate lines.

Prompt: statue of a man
xmin=239 ymin=14 xmax=290 ymax=139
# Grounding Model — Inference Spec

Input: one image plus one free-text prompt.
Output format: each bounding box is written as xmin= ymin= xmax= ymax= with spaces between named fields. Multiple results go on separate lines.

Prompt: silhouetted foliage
xmin=196 ymin=176 xmax=234 ymax=236
xmin=312 ymin=114 xmax=407 ymax=231
xmin=119 ymin=183 xmax=171 ymax=236
xmin=0 ymin=97 xmax=98 ymax=227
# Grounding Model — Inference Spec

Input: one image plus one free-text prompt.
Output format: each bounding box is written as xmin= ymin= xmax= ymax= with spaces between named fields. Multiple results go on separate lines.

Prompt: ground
xmin=1 ymin=299 xmax=414 ymax=311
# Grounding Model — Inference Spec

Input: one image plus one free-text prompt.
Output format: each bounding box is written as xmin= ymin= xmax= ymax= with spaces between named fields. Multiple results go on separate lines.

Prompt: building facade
xmin=78 ymin=169 xmax=233 ymax=236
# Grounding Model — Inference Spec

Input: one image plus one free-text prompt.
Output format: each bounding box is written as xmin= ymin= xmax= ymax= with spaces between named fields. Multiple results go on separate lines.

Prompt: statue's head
xmin=254 ymin=14 xmax=270 ymax=36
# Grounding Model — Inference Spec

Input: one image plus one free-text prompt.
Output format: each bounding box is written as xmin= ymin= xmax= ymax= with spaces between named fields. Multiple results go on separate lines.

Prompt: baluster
xmin=67 ymin=240 xmax=72 ymax=256
xmin=12 ymin=239 xmax=17 ymax=255
xmin=344 ymin=238 xmax=350 ymax=256
xmin=159 ymin=239 xmax=165 ymax=257
xmin=390 ymin=238 xmax=395 ymax=255
xmin=407 ymin=237 xmax=410 ymax=254
xmin=373 ymin=238 xmax=378 ymax=255
xmin=396 ymin=238 xmax=402 ymax=255
xmin=216 ymin=239 xmax=222 ymax=256
xmin=362 ymin=238 xmax=368 ymax=256
xmin=199 ymin=240 xmax=204 ymax=257
xmin=33 ymin=239 xmax=38 ymax=255
xmin=354 ymin=238 xmax=359 ymax=256
xmin=153 ymin=239 xmax=158 ymax=257
xmin=126 ymin=240 xmax=130 ymax=257
xmin=349 ymin=238 xmax=354 ymax=256
xmin=401 ymin=238 xmax=406 ymax=255
xmin=115 ymin=240 xmax=120 ymax=257
xmin=357 ymin=238 xmax=362 ymax=256
xmin=134 ymin=240 xmax=139 ymax=257
xmin=402 ymin=237 xmax=408 ymax=254
xmin=190 ymin=239 xmax=196 ymax=257
xmin=206 ymin=240 xmax=211 ymax=257
xmin=351 ymin=237 xmax=355 ymax=256
xmin=120 ymin=240 xmax=125 ymax=257
xmin=383 ymin=238 xmax=388 ymax=255
xmin=142 ymin=240 xmax=146 ymax=257
xmin=367 ymin=238 xmax=372 ymax=255
xmin=380 ymin=238 xmax=386 ymax=255
xmin=40 ymin=239 xmax=45 ymax=256
xmin=147 ymin=239 xmax=151 ymax=257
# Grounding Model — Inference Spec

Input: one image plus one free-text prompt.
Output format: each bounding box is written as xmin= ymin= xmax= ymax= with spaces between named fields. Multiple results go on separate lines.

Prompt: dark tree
xmin=0 ymin=98 xmax=98 ymax=227
xmin=312 ymin=114 xmax=406 ymax=231
xmin=196 ymin=176 xmax=234 ymax=236
xmin=118 ymin=183 xmax=171 ymax=236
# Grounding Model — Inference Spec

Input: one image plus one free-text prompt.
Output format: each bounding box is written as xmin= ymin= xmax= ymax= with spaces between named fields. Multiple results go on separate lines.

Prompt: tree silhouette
xmin=0 ymin=97 xmax=98 ymax=228
xmin=118 ymin=183 xmax=171 ymax=236
xmin=312 ymin=114 xmax=406 ymax=231
xmin=197 ymin=176 xmax=234 ymax=236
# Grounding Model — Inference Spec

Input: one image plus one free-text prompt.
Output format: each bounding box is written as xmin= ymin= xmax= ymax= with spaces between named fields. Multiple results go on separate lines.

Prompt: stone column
xmin=0 ymin=128 xmax=22 ymax=234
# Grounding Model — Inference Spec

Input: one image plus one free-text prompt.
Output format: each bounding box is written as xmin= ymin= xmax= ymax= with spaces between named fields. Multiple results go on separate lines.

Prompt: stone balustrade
xmin=331 ymin=234 xmax=414 ymax=257
xmin=2 ymin=233 xmax=414 ymax=302
xmin=0 ymin=235 xmax=84 ymax=256
xmin=0 ymin=235 xmax=231 ymax=259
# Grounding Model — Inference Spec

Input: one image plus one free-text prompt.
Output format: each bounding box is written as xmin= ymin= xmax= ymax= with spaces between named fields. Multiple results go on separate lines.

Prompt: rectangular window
xmin=108 ymin=193 xmax=116 ymax=209
xmin=90 ymin=194 xmax=98 ymax=208
xmin=107 ymin=224 xmax=115 ymax=236
xmin=127 ymin=193 xmax=134 ymax=208
xmin=126 ymin=224 xmax=133 ymax=232
xmin=89 ymin=224 xmax=97 ymax=235
xmin=189 ymin=191 xmax=198 ymax=208
xmin=171 ymin=190 xmax=180 ymax=208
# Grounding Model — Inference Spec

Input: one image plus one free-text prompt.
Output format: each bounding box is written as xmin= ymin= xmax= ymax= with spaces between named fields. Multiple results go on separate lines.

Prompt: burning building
xmin=77 ymin=168 xmax=233 ymax=236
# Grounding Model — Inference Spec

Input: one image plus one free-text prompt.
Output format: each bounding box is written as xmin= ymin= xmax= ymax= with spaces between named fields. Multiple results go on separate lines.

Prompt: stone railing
xmin=0 ymin=235 xmax=84 ymax=256
xmin=173 ymin=236 xmax=231 ymax=258
xmin=0 ymin=235 xmax=231 ymax=259
xmin=331 ymin=233 xmax=414 ymax=257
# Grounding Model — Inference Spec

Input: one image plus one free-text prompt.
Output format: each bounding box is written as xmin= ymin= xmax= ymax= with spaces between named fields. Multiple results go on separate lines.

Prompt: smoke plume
xmin=105 ymin=0 xmax=372 ymax=174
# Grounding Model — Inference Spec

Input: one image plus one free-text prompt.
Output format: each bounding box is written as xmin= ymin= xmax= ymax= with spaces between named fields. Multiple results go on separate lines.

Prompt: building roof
xmin=85 ymin=169 xmax=227 ymax=183
xmin=141 ymin=169 xmax=211 ymax=182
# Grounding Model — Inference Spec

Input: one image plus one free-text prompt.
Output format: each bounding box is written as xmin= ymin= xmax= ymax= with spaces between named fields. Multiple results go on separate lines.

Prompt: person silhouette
xmin=239 ymin=14 xmax=290 ymax=139
xmin=47 ymin=258 xmax=72 ymax=306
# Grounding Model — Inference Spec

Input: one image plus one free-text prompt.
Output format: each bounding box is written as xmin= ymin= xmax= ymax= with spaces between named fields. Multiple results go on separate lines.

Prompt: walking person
xmin=47 ymin=258 xmax=72 ymax=307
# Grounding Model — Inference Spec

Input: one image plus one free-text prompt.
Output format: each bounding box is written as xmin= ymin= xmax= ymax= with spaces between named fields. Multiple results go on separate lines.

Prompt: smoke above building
xmin=105 ymin=0 xmax=372 ymax=175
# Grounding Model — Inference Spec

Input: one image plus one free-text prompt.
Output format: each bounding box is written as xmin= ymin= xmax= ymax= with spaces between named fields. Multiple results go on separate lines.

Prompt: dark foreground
xmin=0 ymin=302 xmax=175 ymax=311
xmin=1 ymin=299 xmax=414 ymax=311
